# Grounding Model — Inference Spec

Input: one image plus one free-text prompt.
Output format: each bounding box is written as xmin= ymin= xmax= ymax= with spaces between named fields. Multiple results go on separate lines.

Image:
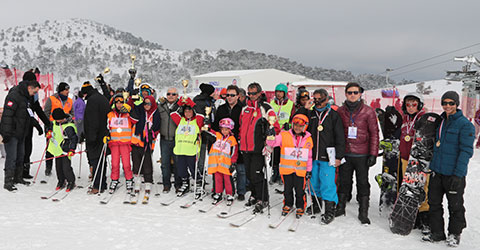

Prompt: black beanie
xmin=52 ymin=108 xmax=68 ymax=120
xmin=80 ymin=81 xmax=94 ymax=95
xmin=441 ymin=91 xmax=460 ymax=106
xmin=199 ymin=83 xmax=215 ymax=96
xmin=57 ymin=82 xmax=70 ymax=93
xmin=22 ymin=71 xmax=36 ymax=81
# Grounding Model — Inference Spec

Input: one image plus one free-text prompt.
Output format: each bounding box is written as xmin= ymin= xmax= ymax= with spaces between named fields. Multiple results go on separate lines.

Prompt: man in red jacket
xmin=239 ymin=82 xmax=280 ymax=213
xmin=336 ymin=82 xmax=379 ymax=224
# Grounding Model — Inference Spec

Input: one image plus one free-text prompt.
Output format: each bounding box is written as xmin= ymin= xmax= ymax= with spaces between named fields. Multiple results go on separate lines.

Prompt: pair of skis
xmin=228 ymin=199 xmax=283 ymax=228
xmin=268 ymin=210 xmax=301 ymax=232
xmin=40 ymin=188 xmax=73 ymax=202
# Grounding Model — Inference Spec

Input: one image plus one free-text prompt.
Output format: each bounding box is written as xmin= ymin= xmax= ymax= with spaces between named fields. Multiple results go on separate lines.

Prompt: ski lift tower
xmin=445 ymin=55 xmax=480 ymax=117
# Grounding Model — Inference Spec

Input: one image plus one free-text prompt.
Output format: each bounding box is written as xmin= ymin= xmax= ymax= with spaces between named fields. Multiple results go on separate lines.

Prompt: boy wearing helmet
xmin=269 ymin=83 xmax=295 ymax=185
xmin=203 ymin=118 xmax=238 ymax=206
xmin=267 ymin=114 xmax=313 ymax=218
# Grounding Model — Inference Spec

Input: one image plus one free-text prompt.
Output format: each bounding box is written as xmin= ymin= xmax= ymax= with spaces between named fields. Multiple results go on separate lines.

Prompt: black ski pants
xmin=132 ymin=145 xmax=153 ymax=183
xmin=244 ymin=152 xmax=269 ymax=202
xmin=23 ymin=125 xmax=33 ymax=174
xmin=282 ymin=173 xmax=306 ymax=209
xmin=338 ymin=155 xmax=370 ymax=199
xmin=55 ymin=156 xmax=75 ymax=184
xmin=428 ymin=173 xmax=466 ymax=236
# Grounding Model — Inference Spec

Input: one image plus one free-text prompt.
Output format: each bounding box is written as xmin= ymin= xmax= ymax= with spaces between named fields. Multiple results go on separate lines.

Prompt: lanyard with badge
xmin=348 ymin=111 xmax=359 ymax=139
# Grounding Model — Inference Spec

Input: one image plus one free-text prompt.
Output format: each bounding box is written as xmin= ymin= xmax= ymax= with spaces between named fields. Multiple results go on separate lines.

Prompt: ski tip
xmin=40 ymin=181 xmax=47 ymax=184
xmin=40 ymin=197 xmax=48 ymax=200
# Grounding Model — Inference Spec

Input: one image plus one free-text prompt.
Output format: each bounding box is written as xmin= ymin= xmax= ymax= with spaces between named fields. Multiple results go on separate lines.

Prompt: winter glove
xmin=103 ymin=135 xmax=111 ymax=144
xmin=119 ymin=104 xmax=131 ymax=113
xmin=367 ymin=155 xmax=377 ymax=167
xmin=305 ymin=171 xmax=312 ymax=180
xmin=128 ymin=68 xmax=136 ymax=79
xmin=449 ymin=175 xmax=462 ymax=194
xmin=229 ymin=163 xmax=237 ymax=174
xmin=158 ymin=97 xmax=166 ymax=104
xmin=282 ymin=123 xmax=290 ymax=131
xmin=67 ymin=150 xmax=75 ymax=157
xmin=33 ymin=122 xmax=44 ymax=136
xmin=96 ymin=74 xmax=105 ymax=85
xmin=46 ymin=130 xmax=53 ymax=140
xmin=266 ymin=127 xmax=276 ymax=137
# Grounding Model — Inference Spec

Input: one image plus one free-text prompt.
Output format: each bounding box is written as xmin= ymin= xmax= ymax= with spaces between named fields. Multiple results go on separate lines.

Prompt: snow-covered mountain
xmin=0 ymin=18 xmax=411 ymax=90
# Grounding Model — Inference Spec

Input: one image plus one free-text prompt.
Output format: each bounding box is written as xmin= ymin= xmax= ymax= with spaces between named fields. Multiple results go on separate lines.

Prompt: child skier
xmin=171 ymin=96 xmax=204 ymax=197
xmin=104 ymin=93 xmax=135 ymax=194
xmin=267 ymin=114 xmax=313 ymax=218
xmin=47 ymin=108 xmax=78 ymax=192
xmin=130 ymin=95 xmax=161 ymax=201
xmin=203 ymin=118 xmax=238 ymax=206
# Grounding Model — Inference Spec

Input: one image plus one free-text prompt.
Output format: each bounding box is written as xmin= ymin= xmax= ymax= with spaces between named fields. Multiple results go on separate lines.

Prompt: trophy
xmin=134 ymin=78 xmax=142 ymax=88
xmin=182 ymin=80 xmax=189 ymax=99
xmin=202 ymin=106 xmax=212 ymax=131
xmin=130 ymin=54 xmax=136 ymax=69
xmin=95 ymin=67 xmax=110 ymax=82
xmin=267 ymin=116 xmax=277 ymax=140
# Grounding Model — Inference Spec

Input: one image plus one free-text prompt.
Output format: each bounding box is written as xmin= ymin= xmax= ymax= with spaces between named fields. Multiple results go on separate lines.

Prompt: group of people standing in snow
xmin=0 ymin=69 xmax=474 ymax=247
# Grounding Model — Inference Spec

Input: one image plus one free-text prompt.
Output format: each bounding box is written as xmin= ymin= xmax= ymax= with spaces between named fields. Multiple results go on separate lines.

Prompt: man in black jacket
xmin=213 ymin=85 xmax=246 ymax=200
xmin=297 ymin=89 xmax=345 ymax=224
xmin=0 ymin=80 xmax=41 ymax=191
xmin=193 ymin=83 xmax=215 ymax=182
xmin=81 ymin=82 xmax=110 ymax=194
xmin=22 ymin=71 xmax=51 ymax=180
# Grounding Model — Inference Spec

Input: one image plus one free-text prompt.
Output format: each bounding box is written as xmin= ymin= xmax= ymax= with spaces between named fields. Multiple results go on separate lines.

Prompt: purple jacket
xmin=73 ymin=97 xmax=86 ymax=121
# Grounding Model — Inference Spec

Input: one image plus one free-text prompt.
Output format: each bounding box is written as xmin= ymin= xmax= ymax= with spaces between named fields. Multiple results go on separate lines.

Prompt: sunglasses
xmin=226 ymin=94 xmax=237 ymax=97
xmin=441 ymin=101 xmax=456 ymax=106
xmin=247 ymin=91 xmax=259 ymax=96
xmin=346 ymin=91 xmax=360 ymax=95
xmin=144 ymin=102 xmax=152 ymax=106
xmin=167 ymin=93 xmax=177 ymax=96
xmin=406 ymin=103 xmax=418 ymax=108
xmin=313 ymin=97 xmax=326 ymax=102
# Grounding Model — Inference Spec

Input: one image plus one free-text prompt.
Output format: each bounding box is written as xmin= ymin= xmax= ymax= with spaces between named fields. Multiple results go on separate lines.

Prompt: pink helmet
xmin=219 ymin=118 xmax=235 ymax=130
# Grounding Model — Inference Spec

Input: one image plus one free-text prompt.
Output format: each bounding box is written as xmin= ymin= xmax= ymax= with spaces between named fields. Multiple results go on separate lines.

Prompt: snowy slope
xmin=1 ymin=136 xmax=479 ymax=250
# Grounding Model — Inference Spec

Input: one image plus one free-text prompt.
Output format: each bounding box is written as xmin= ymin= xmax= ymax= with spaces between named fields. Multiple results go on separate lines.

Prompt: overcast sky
xmin=2 ymin=0 xmax=479 ymax=82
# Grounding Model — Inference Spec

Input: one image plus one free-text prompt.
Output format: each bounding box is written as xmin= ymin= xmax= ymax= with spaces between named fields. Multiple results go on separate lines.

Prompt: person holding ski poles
xmin=48 ymin=108 xmax=78 ymax=192
xmin=297 ymin=88 xmax=345 ymax=224
xmin=422 ymin=91 xmax=475 ymax=247
xmin=130 ymin=95 xmax=161 ymax=198
xmin=170 ymin=96 xmax=204 ymax=197
xmin=203 ymin=118 xmax=238 ymax=206
xmin=104 ymin=93 xmax=136 ymax=194
xmin=266 ymin=114 xmax=313 ymax=218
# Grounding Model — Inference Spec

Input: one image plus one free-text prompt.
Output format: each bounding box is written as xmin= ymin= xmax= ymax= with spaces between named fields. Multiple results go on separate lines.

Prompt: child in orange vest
xmin=204 ymin=118 xmax=238 ymax=206
xmin=267 ymin=114 xmax=313 ymax=218
xmin=104 ymin=93 xmax=136 ymax=194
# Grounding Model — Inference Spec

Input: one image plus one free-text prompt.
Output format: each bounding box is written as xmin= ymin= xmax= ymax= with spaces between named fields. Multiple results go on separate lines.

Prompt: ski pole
xmin=97 ymin=144 xmax=108 ymax=195
xmin=28 ymin=150 xmax=86 ymax=166
xmin=89 ymin=143 xmax=107 ymax=190
xmin=32 ymin=138 xmax=50 ymax=184
xmin=78 ymin=142 xmax=83 ymax=179
xmin=307 ymin=179 xmax=323 ymax=215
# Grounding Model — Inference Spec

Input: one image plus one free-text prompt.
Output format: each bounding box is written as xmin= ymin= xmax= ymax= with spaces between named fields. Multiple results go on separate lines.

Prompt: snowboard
xmin=376 ymin=106 xmax=402 ymax=213
xmin=389 ymin=112 xmax=441 ymax=235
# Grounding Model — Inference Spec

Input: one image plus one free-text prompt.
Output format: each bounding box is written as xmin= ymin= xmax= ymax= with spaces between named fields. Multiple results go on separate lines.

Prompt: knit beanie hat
xmin=57 ymin=82 xmax=70 ymax=93
xmin=441 ymin=91 xmax=460 ymax=106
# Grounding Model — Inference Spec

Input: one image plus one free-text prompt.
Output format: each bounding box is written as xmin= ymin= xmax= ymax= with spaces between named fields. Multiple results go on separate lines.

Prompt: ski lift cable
xmin=390 ymin=50 xmax=480 ymax=78
xmin=378 ymin=42 xmax=480 ymax=75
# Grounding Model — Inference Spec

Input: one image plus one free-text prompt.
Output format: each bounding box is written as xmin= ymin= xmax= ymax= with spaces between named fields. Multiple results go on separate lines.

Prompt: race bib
xmin=27 ymin=108 xmax=34 ymax=117
xmin=111 ymin=118 xmax=129 ymax=128
xmin=212 ymin=140 xmax=231 ymax=154
xmin=348 ymin=126 xmax=357 ymax=139
xmin=278 ymin=111 xmax=288 ymax=121
xmin=284 ymin=147 xmax=308 ymax=161
xmin=177 ymin=124 xmax=196 ymax=135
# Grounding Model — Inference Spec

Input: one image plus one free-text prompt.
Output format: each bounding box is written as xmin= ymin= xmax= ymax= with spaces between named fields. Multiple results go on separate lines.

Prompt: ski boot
xmin=446 ymin=234 xmax=461 ymax=247
xmin=358 ymin=196 xmax=371 ymax=225
xmin=126 ymin=179 xmax=134 ymax=194
xmin=109 ymin=180 xmax=120 ymax=193
xmin=253 ymin=200 xmax=269 ymax=214
xmin=282 ymin=206 xmax=291 ymax=216
xmin=45 ymin=166 xmax=52 ymax=177
xmin=321 ymin=201 xmax=336 ymax=225
xmin=422 ymin=232 xmax=446 ymax=243
xmin=56 ymin=180 xmax=66 ymax=191
xmin=335 ymin=193 xmax=347 ymax=217
xmin=212 ymin=193 xmax=222 ymax=205
xmin=162 ymin=186 xmax=171 ymax=194
xmin=226 ymin=195 xmax=234 ymax=206
xmin=296 ymin=208 xmax=304 ymax=219
xmin=245 ymin=196 xmax=257 ymax=207
xmin=237 ymin=194 xmax=245 ymax=201
xmin=177 ymin=181 xmax=190 ymax=197
xmin=3 ymin=171 xmax=17 ymax=192
xmin=66 ymin=182 xmax=75 ymax=192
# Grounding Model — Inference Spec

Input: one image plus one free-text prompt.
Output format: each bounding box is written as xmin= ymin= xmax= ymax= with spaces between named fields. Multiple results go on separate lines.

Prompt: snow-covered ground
xmin=1 ymin=135 xmax=479 ymax=250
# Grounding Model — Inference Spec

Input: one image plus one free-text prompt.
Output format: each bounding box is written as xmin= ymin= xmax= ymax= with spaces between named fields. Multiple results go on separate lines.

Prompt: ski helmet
xmin=219 ymin=118 xmax=235 ymax=130
xmin=402 ymin=92 xmax=424 ymax=113
xmin=292 ymin=114 xmax=309 ymax=132
xmin=275 ymin=83 xmax=288 ymax=94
